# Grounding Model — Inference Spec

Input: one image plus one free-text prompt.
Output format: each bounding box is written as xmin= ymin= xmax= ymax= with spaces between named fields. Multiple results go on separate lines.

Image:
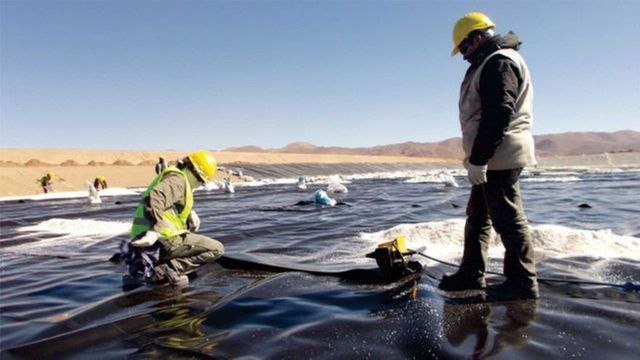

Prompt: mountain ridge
xmin=223 ymin=130 xmax=640 ymax=159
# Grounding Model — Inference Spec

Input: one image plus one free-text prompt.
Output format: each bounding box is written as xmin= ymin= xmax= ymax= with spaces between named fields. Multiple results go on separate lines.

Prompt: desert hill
xmin=223 ymin=130 xmax=640 ymax=159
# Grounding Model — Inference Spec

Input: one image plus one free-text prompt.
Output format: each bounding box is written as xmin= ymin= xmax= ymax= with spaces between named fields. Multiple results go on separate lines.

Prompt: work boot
xmin=438 ymin=271 xmax=486 ymax=292
xmin=154 ymin=264 xmax=189 ymax=288
xmin=485 ymin=280 xmax=539 ymax=301
xmin=122 ymin=274 xmax=145 ymax=292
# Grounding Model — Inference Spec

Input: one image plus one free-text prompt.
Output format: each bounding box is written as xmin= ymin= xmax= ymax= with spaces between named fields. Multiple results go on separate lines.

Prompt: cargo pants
xmin=460 ymin=168 xmax=537 ymax=290
xmin=160 ymin=233 xmax=224 ymax=274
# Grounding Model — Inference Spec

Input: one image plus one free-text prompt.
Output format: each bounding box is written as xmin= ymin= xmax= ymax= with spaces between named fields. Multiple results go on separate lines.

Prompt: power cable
xmin=411 ymin=250 xmax=640 ymax=292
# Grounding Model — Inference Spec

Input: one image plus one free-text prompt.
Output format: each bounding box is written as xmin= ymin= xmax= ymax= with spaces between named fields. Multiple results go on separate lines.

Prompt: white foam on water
xmin=337 ymin=169 xmax=466 ymax=183
xmin=233 ymin=169 xmax=465 ymax=189
xmin=201 ymin=182 xmax=221 ymax=191
xmin=7 ymin=218 xmax=131 ymax=256
xmin=327 ymin=182 xmax=348 ymax=194
xmin=234 ymin=178 xmax=298 ymax=188
xmin=203 ymin=167 xmax=638 ymax=192
xmin=521 ymin=176 xmax=582 ymax=183
xmin=0 ymin=187 xmax=140 ymax=202
xmin=191 ymin=168 xmax=463 ymax=191
xmin=522 ymin=170 xmax=583 ymax=177
xmin=356 ymin=220 xmax=640 ymax=263
xmin=587 ymin=167 xmax=639 ymax=173
xmin=18 ymin=218 xmax=131 ymax=236
xmin=307 ymin=174 xmax=352 ymax=185
xmin=228 ymin=174 xmax=353 ymax=189
xmin=529 ymin=224 xmax=640 ymax=260
xmin=404 ymin=171 xmax=459 ymax=187
xmin=345 ymin=171 xmax=419 ymax=180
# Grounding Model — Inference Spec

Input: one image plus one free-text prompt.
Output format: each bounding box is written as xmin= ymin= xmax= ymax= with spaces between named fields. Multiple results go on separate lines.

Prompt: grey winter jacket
xmin=459 ymin=33 xmax=536 ymax=170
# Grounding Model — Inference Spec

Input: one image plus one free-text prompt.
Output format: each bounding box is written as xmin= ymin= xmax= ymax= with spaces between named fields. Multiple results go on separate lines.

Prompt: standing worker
xmin=438 ymin=12 xmax=538 ymax=300
xmin=155 ymin=156 xmax=168 ymax=175
xmin=93 ymin=176 xmax=108 ymax=190
xmin=122 ymin=150 xmax=224 ymax=287
xmin=38 ymin=172 xmax=55 ymax=193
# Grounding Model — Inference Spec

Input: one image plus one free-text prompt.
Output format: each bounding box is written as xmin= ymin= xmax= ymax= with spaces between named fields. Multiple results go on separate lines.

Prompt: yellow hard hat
xmin=188 ymin=150 xmax=217 ymax=183
xmin=48 ymin=172 xmax=55 ymax=178
xmin=451 ymin=12 xmax=495 ymax=56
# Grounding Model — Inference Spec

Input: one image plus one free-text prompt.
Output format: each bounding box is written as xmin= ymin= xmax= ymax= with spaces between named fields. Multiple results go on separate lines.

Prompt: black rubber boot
xmin=438 ymin=271 xmax=486 ymax=291
xmin=485 ymin=280 xmax=539 ymax=301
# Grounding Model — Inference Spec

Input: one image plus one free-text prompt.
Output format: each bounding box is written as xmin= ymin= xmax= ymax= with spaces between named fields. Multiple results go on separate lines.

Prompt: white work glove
xmin=188 ymin=210 xmax=200 ymax=232
xmin=467 ymin=163 xmax=488 ymax=185
xmin=131 ymin=230 xmax=159 ymax=247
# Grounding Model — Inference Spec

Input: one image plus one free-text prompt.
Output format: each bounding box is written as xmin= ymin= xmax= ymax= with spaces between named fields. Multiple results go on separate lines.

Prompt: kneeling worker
xmin=124 ymin=150 xmax=224 ymax=287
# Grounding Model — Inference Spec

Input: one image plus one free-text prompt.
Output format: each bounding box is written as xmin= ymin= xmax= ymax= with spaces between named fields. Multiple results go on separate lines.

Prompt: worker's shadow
xmin=441 ymin=299 xmax=537 ymax=358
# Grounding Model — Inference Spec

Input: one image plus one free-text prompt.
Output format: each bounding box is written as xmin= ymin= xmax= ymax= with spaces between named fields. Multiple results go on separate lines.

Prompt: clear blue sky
xmin=1 ymin=1 xmax=638 ymax=150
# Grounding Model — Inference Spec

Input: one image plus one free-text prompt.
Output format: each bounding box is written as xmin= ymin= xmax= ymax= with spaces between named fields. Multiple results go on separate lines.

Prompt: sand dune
xmin=0 ymin=148 xmax=449 ymax=166
xmin=0 ymin=148 xmax=452 ymax=196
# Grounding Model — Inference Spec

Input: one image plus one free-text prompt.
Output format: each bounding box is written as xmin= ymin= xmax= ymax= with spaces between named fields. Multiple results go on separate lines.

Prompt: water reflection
xmin=373 ymin=274 xmax=421 ymax=304
xmin=442 ymin=300 xmax=537 ymax=358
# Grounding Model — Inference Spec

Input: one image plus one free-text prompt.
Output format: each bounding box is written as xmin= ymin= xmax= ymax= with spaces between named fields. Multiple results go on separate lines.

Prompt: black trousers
xmin=461 ymin=168 xmax=537 ymax=289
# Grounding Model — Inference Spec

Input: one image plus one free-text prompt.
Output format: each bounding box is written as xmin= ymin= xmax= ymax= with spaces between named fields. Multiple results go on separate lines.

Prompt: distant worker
xmin=85 ymin=180 xmax=102 ymax=204
xmin=121 ymin=150 xmax=224 ymax=287
xmin=155 ymin=156 xmax=168 ymax=175
xmin=223 ymin=177 xmax=235 ymax=193
xmin=93 ymin=176 xmax=108 ymax=190
xmin=38 ymin=172 xmax=55 ymax=193
xmin=296 ymin=176 xmax=307 ymax=190
xmin=438 ymin=12 xmax=538 ymax=300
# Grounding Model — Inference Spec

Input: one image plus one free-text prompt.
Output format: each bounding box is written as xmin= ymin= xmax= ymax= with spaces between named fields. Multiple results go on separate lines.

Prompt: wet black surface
xmin=1 ymin=168 xmax=638 ymax=358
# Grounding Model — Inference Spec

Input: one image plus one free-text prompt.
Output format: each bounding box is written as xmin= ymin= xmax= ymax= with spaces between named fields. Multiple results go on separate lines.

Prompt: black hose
xmin=413 ymin=251 xmax=638 ymax=290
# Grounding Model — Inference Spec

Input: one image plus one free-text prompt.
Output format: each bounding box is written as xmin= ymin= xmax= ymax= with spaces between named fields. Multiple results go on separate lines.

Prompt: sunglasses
xmin=458 ymin=37 xmax=474 ymax=54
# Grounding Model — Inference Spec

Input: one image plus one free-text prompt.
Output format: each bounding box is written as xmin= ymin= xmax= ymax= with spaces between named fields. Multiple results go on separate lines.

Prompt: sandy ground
xmin=0 ymin=148 xmax=453 ymax=196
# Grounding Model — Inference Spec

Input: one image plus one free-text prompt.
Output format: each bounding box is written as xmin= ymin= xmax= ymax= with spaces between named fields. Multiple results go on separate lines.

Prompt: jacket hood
xmin=468 ymin=31 xmax=522 ymax=65
xmin=499 ymin=31 xmax=522 ymax=50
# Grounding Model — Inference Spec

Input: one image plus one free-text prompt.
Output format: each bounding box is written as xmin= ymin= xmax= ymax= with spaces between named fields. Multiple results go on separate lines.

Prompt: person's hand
xmin=131 ymin=231 xmax=159 ymax=247
xmin=467 ymin=164 xmax=488 ymax=185
xmin=188 ymin=210 xmax=200 ymax=232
